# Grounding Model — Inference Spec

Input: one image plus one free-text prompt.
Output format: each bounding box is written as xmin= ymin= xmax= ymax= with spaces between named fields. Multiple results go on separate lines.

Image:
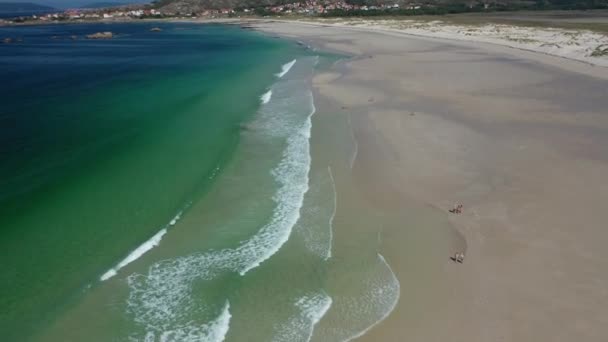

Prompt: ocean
xmin=0 ymin=22 xmax=400 ymax=341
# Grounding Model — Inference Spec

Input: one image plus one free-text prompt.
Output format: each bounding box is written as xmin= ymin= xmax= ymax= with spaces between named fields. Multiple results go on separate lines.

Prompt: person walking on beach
xmin=449 ymin=203 xmax=463 ymax=214
xmin=452 ymin=252 xmax=465 ymax=263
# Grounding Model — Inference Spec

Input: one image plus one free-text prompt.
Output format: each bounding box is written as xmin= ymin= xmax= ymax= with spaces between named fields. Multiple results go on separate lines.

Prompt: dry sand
xmin=253 ymin=21 xmax=608 ymax=341
xmin=293 ymin=18 xmax=608 ymax=67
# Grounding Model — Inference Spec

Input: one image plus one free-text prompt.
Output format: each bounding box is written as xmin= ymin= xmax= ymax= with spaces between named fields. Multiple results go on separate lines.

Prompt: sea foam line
xmin=260 ymin=90 xmax=272 ymax=104
xmin=299 ymin=293 xmax=333 ymax=342
xmin=326 ymin=166 xmax=336 ymax=260
xmin=238 ymin=91 xmax=315 ymax=275
xmin=100 ymin=209 xmax=187 ymax=281
xmin=126 ymin=89 xmax=317 ymax=337
xmin=272 ymin=292 xmax=333 ymax=342
xmin=138 ymin=301 xmax=232 ymax=342
xmin=343 ymin=254 xmax=400 ymax=342
xmin=276 ymin=59 xmax=296 ymax=78
xmin=101 ymin=163 xmax=222 ymax=282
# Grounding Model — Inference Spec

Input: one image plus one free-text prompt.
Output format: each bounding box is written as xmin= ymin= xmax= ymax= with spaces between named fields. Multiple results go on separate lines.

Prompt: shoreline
xmin=264 ymin=18 xmax=608 ymax=79
xmin=4 ymin=17 xmax=607 ymax=73
xmin=0 ymin=23 xmax=309 ymax=341
xmin=287 ymin=22 xmax=469 ymax=341
xmin=285 ymin=18 xmax=608 ymax=67
xmin=253 ymin=21 xmax=608 ymax=341
xmin=5 ymin=19 xmax=607 ymax=341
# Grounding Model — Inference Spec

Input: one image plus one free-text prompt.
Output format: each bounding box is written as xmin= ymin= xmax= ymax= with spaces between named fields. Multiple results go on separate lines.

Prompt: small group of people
xmin=452 ymin=252 xmax=465 ymax=263
xmin=449 ymin=203 xmax=463 ymax=214
xmin=448 ymin=203 xmax=465 ymax=263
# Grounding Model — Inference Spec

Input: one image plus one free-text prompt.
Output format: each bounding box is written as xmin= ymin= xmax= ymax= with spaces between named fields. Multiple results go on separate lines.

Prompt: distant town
xmin=0 ymin=1 xmax=476 ymax=25
xmin=2 ymin=0 xmax=606 ymax=26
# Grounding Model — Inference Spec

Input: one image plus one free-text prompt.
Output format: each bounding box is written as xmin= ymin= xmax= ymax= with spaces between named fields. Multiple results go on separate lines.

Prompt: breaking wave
xmin=100 ymin=209 xmax=187 ymax=281
xmin=343 ymin=254 xmax=400 ymax=341
xmin=276 ymin=59 xmax=296 ymax=78
xmin=326 ymin=166 xmax=336 ymax=260
xmin=129 ymin=301 xmax=231 ymax=342
xmin=296 ymin=164 xmax=335 ymax=260
xmin=260 ymin=90 xmax=272 ymax=104
xmin=272 ymin=292 xmax=333 ymax=342
xmin=126 ymin=74 xmax=317 ymax=339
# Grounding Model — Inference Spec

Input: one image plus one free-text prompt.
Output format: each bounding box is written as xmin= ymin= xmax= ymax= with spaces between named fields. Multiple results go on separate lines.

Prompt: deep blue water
xmin=0 ymin=22 xmax=298 ymax=341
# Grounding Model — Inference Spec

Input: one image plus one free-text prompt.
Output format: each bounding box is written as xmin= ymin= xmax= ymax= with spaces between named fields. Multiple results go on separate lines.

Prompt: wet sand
xmin=253 ymin=21 xmax=608 ymax=341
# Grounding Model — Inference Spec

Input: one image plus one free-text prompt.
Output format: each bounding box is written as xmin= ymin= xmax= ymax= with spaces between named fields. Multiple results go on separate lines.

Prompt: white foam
xmin=137 ymin=301 xmax=231 ymax=342
xmin=100 ymin=229 xmax=167 ymax=281
xmin=100 ymin=209 xmax=185 ymax=281
xmin=238 ymin=93 xmax=315 ymax=275
xmin=343 ymin=254 xmax=400 ymax=342
xmin=298 ymin=293 xmax=333 ymax=340
xmin=326 ymin=166 xmax=336 ymax=260
xmin=169 ymin=211 xmax=182 ymax=226
xmin=273 ymin=292 xmax=333 ymax=342
xmin=260 ymin=90 xmax=272 ymax=104
xmin=297 ymin=166 xmax=335 ymax=260
xmin=126 ymin=67 xmax=317 ymax=338
xmin=276 ymin=59 xmax=296 ymax=78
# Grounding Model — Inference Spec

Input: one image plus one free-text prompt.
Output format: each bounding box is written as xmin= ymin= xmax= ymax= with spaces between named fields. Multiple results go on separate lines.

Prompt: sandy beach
xmin=290 ymin=18 xmax=608 ymax=67
xmin=253 ymin=21 xmax=608 ymax=341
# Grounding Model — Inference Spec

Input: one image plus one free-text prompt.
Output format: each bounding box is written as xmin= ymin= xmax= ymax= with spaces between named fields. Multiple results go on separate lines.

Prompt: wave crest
xmin=273 ymin=292 xmax=333 ymax=342
xmin=276 ymin=59 xmax=296 ymax=78
xmin=260 ymin=90 xmax=272 ymax=104
xmin=127 ymin=84 xmax=317 ymax=338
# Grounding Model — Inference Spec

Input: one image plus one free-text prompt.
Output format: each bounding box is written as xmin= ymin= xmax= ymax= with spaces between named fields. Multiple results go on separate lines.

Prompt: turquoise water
xmin=0 ymin=22 xmax=304 ymax=340
xmin=1 ymin=23 xmax=402 ymax=342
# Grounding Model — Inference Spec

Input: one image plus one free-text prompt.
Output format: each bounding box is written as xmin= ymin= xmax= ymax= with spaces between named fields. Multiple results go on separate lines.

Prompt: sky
xmin=2 ymin=0 xmax=149 ymax=9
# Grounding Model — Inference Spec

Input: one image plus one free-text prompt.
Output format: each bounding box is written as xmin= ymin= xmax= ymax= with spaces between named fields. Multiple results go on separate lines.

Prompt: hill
xmin=80 ymin=1 xmax=148 ymax=8
xmin=80 ymin=2 xmax=125 ymax=8
xmin=153 ymin=0 xmax=279 ymax=11
xmin=151 ymin=0 xmax=608 ymax=12
xmin=0 ymin=2 xmax=56 ymax=13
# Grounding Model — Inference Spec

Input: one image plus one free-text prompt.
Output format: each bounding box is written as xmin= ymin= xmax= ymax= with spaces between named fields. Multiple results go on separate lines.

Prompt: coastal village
xmin=0 ymin=1 xmax=422 ymax=25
